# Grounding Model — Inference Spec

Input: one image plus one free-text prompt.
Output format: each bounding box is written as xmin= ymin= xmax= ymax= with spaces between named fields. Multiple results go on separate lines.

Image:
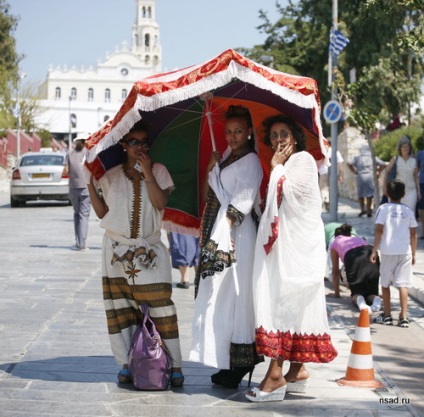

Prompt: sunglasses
xmin=270 ymin=130 xmax=291 ymax=140
xmin=124 ymin=139 xmax=150 ymax=148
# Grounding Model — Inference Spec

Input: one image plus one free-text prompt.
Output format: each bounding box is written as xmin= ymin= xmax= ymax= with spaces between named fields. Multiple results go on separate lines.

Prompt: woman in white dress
xmin=87 ymin=121 xmax=184 ymax=387
xmin=383 ymin=136 xmax=420 ymax=212
xmin=189 ymin=105 xmax=263 ymax=388
xmin=246 ymin=115 xmax=338 ymax=402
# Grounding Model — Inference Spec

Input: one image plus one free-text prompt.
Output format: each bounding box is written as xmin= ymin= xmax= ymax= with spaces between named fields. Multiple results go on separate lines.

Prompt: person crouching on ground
xmin=329 ymin=223 xmax=381 ymax=313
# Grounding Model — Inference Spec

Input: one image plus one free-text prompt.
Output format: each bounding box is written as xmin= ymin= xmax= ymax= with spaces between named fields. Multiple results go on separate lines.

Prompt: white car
xmin=10 ymin=151 xmax=70 ymax=207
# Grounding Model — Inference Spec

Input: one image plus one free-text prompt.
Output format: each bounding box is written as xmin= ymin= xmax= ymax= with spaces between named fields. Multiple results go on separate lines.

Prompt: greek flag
xmin=330 ymin=29 xmax=350 ymax=55
xmin=13 ymin=103 xmax=20 ymax=118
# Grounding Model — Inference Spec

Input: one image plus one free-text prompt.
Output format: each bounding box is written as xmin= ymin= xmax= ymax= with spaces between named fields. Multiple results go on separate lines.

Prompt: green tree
xmin=0 ymin=0 xmax=21 ymax=129
xmin=243 ymin=0 xmax=423 ymax=124
xmin=243 ymin=0 xmax=423 ymax=204
xmin=36 ymin=128 xmax=54 ymax=148
xmin=10 ymin=82 xmax=45 ymax=133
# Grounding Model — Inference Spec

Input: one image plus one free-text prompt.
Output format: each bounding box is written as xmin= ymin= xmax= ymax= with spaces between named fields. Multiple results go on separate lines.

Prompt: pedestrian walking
xmin=168 ymin=231 xmax=200 ymax=289
xmin=371 ymin=179 xmax=417 ymax=328
xmin=347 ymin=144 xmax=386 ymax=217
xmin=383 ymin=136 xmax=420 ymax=212
xmin=65 ymin=132 xmax=91 ymax=251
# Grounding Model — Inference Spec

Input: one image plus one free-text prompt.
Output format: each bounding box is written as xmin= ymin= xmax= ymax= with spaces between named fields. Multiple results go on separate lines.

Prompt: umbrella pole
xmin=205 ymin=101 xmax=217 ymax=152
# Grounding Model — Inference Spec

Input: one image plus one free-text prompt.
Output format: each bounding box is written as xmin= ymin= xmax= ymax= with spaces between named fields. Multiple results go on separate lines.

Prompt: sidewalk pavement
xmin=0 ymin=181 xmax=423 ymax=416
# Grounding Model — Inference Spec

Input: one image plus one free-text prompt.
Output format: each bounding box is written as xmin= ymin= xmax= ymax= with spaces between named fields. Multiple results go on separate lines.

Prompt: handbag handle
xmin=139 ymin=303 xmax=149 ymax=325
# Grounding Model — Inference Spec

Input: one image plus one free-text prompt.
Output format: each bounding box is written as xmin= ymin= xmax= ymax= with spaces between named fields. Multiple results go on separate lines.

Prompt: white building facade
xmin=36 ymin=0 xmax=161 ymax=142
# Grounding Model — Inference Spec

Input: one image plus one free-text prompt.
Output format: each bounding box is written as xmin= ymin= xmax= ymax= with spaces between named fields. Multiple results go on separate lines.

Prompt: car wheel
xmin=10 ymin=196 xmax=20 ymax=208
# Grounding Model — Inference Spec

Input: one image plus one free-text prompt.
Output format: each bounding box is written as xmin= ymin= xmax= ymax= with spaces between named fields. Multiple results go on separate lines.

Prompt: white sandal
xmin=286 ymin=378 xmax=310 ymax=393
xmin=245 ymin=385 xmax=287 ymax=402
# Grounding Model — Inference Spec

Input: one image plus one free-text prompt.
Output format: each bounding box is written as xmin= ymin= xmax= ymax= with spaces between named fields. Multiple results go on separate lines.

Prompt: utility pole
xmin=329 ymin=0 xmax=339 ymax=222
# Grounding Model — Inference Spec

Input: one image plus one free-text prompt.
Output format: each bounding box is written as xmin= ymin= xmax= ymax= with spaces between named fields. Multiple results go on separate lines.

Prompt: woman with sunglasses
xmin=246 ymin=114 xmax=337 ymax=402
xmin=87 ymin=120 xmax=184 ymax=388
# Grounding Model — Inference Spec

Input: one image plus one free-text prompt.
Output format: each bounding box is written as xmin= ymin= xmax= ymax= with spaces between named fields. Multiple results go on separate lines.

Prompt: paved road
xmin=0 ymin=183 xmax=423 ymax=417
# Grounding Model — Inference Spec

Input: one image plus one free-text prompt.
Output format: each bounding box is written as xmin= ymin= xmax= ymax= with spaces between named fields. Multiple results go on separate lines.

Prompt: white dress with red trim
xmin=252 ymin=151 xmax=337 ymax=363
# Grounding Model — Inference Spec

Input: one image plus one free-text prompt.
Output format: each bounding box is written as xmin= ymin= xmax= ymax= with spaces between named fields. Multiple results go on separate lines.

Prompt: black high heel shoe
xmin=220 ymin=366 xmax=254 ymax=388
xmin=211 ymin=369 xmax=232 ymax=384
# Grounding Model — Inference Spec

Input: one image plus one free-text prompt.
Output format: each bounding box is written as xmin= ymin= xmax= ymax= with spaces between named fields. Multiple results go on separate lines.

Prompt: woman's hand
xmin=136 ymin=152 xmax=153 ymax=178
xmin=271 ymin=142 xmax=295 ymax=169
xmin=207 ymin=151 xmax=221 ymax=172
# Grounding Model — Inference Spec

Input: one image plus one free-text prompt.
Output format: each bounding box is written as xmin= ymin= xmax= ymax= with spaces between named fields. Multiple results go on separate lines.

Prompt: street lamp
xmin=68 ymin=95 xmax=72 ymax=148
xmin=16 ymin=72 xmax=26 ymax=159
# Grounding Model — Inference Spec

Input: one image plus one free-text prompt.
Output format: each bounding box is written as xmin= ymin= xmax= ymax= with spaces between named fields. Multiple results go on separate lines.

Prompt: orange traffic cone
xmin=336 ymin=308 xmax=383 ymax=388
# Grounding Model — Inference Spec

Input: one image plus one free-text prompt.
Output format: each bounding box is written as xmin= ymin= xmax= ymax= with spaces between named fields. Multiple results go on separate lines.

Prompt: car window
xmin=21 ymin=155 xmax=64 ymax=166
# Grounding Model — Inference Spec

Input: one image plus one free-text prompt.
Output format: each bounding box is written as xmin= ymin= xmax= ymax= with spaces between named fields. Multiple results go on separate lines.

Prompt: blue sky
xmin=10 ymin=0 xmax=283 ymax=85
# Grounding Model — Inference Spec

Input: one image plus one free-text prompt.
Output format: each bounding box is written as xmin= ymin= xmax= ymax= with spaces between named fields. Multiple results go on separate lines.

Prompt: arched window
xmin=145 ymin=55 xmax=150 ymax=65
xmin=88 ymin=88 xmax=94 ymax=102
xmin=142 ymin=6 xmax=146 ymax=17
xmin=121 ymin=89 xmax=127 ymax=100
xmin=70 ymin=87 xmax=77 ymax=101
xmin=144 ymin=33 xmax=150 ymax=47
xmin=55 ymin=87 xmax=61 ymax=100
xmin=105 ymin=88 xmax=111 ymax=103
xmin=148 ymin=7 xmax=152 ymax=18
xmin=134 ymin=34 xmax=139 ymax=46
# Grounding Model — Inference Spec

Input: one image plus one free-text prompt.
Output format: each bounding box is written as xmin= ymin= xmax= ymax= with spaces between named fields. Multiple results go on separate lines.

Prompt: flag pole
xmin=329 ymin=0 xmax=339 ymax=222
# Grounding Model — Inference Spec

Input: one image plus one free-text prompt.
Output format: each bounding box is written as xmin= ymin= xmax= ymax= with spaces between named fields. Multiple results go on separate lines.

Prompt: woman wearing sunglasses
xmin=87 ymin=120 xmax=184 ymax=388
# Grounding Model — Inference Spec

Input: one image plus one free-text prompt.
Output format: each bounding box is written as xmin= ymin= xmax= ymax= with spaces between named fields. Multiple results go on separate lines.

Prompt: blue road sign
xmin=323 ymin=100 xmax=342 ymax=124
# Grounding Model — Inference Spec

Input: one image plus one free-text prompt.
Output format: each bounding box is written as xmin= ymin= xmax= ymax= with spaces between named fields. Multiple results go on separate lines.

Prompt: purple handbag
xmin=128 ymin=304 xmax=171 ymax=390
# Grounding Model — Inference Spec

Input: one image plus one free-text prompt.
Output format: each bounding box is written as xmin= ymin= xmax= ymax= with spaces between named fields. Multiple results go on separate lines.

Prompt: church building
xmin=36 ymin=0 xmax=161 ymax=143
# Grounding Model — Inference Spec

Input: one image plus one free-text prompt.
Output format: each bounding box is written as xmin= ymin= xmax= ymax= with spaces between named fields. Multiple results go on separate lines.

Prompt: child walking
xmin=370 ymin=179 xmax=417 ymax=328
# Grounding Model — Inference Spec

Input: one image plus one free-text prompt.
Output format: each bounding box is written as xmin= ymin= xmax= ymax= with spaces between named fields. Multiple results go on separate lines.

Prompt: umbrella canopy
xmin=85 ymin=49 xmax=328 ymax=235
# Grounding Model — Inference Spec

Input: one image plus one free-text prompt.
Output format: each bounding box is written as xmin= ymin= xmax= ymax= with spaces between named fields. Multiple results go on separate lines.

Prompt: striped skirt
xmin=102 ymin=235 xmax=182 ymax=368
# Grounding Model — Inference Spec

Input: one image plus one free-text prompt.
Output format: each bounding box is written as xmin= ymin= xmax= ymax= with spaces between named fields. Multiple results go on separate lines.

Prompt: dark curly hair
xmin=334 ymin=223 xmax=353 ymax=237
xmin=120 ymin=120 xmax=150 ymax=144
xmin=262 ymin=114 xmax=306 ymax=152
xmin=225 ymin=105 xmax=255 ymax=150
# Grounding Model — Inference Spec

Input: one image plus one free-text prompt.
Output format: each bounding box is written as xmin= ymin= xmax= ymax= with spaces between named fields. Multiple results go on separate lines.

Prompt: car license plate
xmin=32 ymin=173 xmax=50 ymax=179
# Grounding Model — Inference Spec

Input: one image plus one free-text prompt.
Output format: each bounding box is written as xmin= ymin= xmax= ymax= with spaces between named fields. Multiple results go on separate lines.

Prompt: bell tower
xmin=132 ymin=0 xmax=162 ymax=72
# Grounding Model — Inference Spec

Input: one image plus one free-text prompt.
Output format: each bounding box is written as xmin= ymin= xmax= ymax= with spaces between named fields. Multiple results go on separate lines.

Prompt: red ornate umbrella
xmin=85 ymin=49 xmax=327 ymax=235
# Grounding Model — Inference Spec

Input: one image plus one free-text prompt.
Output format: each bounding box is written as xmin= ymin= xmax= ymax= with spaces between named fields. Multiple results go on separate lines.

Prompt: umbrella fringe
xmin=86 ymin=101 xmax=142 ymax=163
xmin=135 ymin=61 xmax=318 ymax=115
xmin=87 ymin=57 xmax=328 ymax=165
xmin=138 ymin=72 xmax=232 ymax=112
xmin=129 ymin=61 xmax=328 ymax=165
xmin=162 ymin=220 xmax=200 ymax=237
